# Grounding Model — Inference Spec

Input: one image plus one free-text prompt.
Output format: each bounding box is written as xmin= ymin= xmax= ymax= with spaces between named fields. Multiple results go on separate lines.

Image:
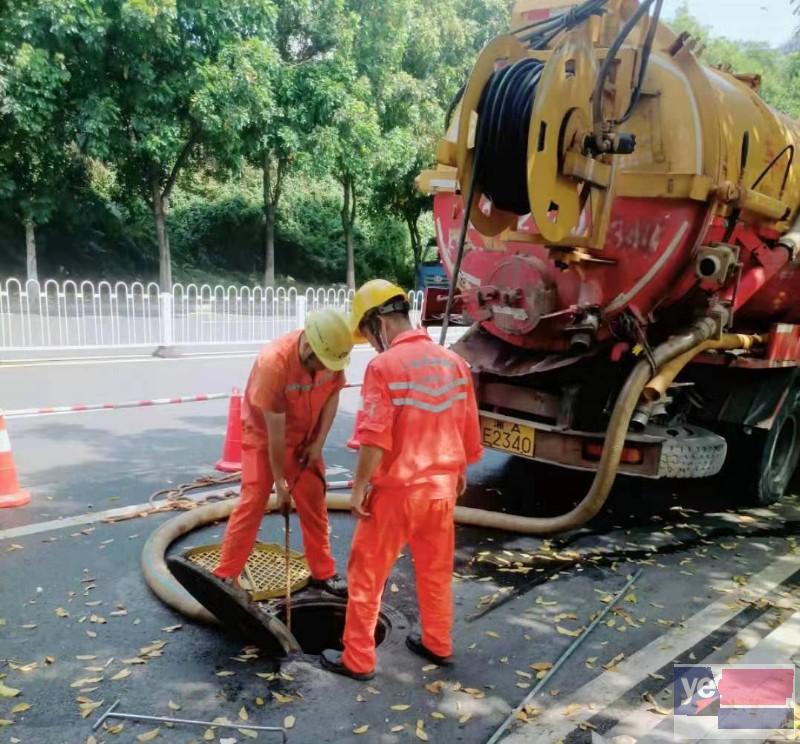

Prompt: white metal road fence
xmin=0 ymin=278 xmax=424 ymax=351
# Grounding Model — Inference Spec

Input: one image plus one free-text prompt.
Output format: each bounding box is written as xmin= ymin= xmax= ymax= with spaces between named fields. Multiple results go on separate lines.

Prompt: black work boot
xmin=320 ymin=649 xmax=375 ymax=680
xmin=405 ymin=631 xmax=454 ymax=667
xmin=309 ymin=573 xmax=348 ymax=598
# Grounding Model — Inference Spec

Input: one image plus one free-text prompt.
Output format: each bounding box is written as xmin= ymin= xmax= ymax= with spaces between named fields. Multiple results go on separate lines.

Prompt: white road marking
xmin=501 ymin=552 xmax=800 ymax=743
xmin=0 ymin=465 xmax=350 ymax=541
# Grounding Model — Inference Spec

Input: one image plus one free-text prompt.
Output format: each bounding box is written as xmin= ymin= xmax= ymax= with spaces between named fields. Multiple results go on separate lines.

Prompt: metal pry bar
xmin=92 ymin=699 xmax=287 ymax=743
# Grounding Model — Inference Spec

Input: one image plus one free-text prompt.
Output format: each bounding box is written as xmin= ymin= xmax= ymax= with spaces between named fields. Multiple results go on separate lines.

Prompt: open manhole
xmin=168 ymin=555 xmax=405 ymax=658
xmin=273 ymin=597 xmax=392 ymax=656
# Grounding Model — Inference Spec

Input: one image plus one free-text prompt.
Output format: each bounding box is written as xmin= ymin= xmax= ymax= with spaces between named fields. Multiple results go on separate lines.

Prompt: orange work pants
xmin=215 ymin=443 xmax=336 ymax=581
xmin=342 ymin=483 xmax=456 ymax=674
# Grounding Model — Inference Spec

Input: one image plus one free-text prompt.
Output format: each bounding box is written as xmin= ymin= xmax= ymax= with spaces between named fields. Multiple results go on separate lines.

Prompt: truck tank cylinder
xmin=422 ymin=0 xmax=800 ymax=352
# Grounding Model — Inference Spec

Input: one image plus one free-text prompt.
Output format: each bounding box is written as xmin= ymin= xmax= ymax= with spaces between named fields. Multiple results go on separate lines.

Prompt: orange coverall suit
xmin=342 ymin=329 xmax=482 ymax=674
xmin=215 ymin=329 xmax=344 ymax=581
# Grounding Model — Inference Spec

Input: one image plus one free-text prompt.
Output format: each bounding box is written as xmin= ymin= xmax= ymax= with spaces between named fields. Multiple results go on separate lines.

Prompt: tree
xmin=365 ymin=0 xmax=512 ymax=276
xmin=80 ymin=0 xmax=276 ymax=291
xmin=0 ymin=0 xmax=105 ymax=282
xmin=315 ymin=68 xmax=381 ymax=289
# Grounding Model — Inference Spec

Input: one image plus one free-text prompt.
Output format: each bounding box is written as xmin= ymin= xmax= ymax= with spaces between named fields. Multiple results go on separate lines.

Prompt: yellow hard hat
xmin=350 ymin=279 xmax=407 ymax=343
xmin=304 ymin=308 xmax=353 ymax=371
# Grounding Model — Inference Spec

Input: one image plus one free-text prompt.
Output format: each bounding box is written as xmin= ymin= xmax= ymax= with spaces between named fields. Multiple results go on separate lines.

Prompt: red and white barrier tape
xmin=4 ymin=383 xmax=364 ymax=419
xmin=4 ymin=393 xmax=231 ymax=419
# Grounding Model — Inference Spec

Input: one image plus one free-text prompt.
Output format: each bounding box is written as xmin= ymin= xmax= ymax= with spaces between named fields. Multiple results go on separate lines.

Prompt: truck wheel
xmin=727 ymin=401 xmax=800 ymax=506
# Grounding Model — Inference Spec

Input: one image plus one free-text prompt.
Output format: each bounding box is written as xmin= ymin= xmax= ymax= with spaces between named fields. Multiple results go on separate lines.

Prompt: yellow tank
xmin=420 ymin=0 xmax=800 ymax=344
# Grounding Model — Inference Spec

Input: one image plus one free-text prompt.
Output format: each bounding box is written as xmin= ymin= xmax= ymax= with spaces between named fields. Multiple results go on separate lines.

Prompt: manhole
xmin=273 ymin=598 xmax=392 ymax=656
xmin=168 ymin=555 xmax=407 ymax=658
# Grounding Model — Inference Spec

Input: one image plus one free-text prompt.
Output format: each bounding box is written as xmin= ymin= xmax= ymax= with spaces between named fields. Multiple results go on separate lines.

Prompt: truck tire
xmin=723 ymin=394 xmax=800 ymax=506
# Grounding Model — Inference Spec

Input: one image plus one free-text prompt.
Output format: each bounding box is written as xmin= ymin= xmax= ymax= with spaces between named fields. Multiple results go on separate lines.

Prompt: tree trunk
xmin=342 ymin=176 xmax=356 ymax=290
xmin=263 ymin=151 xmax=275 ymax=287
xmin=24 ymin=218 xmax=38 ymax=283
xmin=152 ymin=178 xmax=172 ymax=293
xmin=406 ymin=213 xmax=422 ymax=271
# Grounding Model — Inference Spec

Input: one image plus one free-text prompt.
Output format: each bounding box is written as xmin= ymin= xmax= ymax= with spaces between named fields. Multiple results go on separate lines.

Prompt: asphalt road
xmin=1 ymin=346 xmax=799 ymax=744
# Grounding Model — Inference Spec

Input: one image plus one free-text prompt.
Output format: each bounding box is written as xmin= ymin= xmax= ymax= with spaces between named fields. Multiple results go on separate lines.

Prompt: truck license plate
xmin=480 ymin=416 xmax=535 ymax=458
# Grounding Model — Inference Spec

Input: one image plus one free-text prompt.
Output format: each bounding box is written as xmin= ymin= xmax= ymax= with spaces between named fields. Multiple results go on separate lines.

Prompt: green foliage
xmin=669 ymin=3 xmax=800 ymax=117
xmin=3 ymin=0 xmax=794 ymax=291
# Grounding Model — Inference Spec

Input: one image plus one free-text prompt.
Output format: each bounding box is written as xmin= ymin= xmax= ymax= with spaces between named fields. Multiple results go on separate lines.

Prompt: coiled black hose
xmin=475 ymin=58 xmax=544 ymax=215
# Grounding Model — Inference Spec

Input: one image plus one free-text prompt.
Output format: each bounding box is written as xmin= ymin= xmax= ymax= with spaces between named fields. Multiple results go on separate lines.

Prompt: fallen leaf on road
xmin=391 ymin=704 xmax=410 ymax=711
xmin=625 ymin=593 xmax=637 ymax=604
xmin=161 ymin=625 xmax=182 ymax=633
xmin=238 ymin=729 xmax=257 ymax=739
xmin=86 ymin=631 xmax=97 ymax=639
xmin=255 ymin=697 xmax=264 ymax=706
xmin=458 ymin=712 xmax=472 ymax=724
xmin=530 ymin=661 xmax=553 ymax=672
xmin=416 ymin=720 xmax=428 ymax=741
xmin=55 ymin=608 xmax=69 ymax=618
xmin=168 ymin=701 xmax=181 ymax=711
xmin=272 ymin=692 xmax=295 ymax=704
xmin=390 ymin=724 xmax=405 ymax=732
xmin=562 ymin=703 xmax=582 ymax=717
xmin=10 ymin=703 xmax=30 ymax=714
xmin=76 ymin=655 xmax=96 ymax=661
xmin=556 ymin=625 xmax=582 ymax=637
xmin=284 ymin=715 xmax=295 ymax=729
xmin=355 ymin=694 xmax=365 ymax=702
xmin=643 ymin=692 xmax=671 ymax=715
xmin=111 ymin=669 xmax=131 ymax=681
xmin=353 ymin=724 xmax=369 ymax=734
xmin=203 ymin=729 xmax=214 ymax=741
xmin=121 ymin=658 xmax=146 ymax=665
xmin=71 ymin=677 xmax=103 ymax=688
xmin=390 ymin=583 xmax=399 ymax=593
xmin=484 ymin=631 xmax=499 ymax=638
xmin=78 ymin=700 xmax=103 ymax=719
xmin=602 ymin=653 xmax=625 ymax=671
xmin=136 ymin=728 xmax=160 ymax=741
xmin=554 ymin=613 xmax=578 ymax=622
xmin=425 ymin=681 xmax=444 ymax=694
xmin=366 ymin=686 xmax=380 ymax=695
xmin=239 ymin=706 xmax=248 ymax=720
xmin=215 ymin=671 xmax=235 ymax=677
xmin=431 ymin=712 xmax=445 ymax=720
xmin=9 ymin=661 xmax=38 ymax=673
xmin=535 ymin=597 xmax=557 ymax=606
xmin=421 ymin=664 xmax=438 ymax=672
xmin=20 ymin=624 xmax=37 ymax=630
xmin=0 ymin=719 xmax=13 ymax=727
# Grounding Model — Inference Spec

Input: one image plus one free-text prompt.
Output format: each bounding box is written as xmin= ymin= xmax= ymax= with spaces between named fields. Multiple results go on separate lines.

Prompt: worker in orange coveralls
xmin=214 ymin=309 xmax=353 ymax=597
xmin=321 ymin=280 xmax=482 ymax=680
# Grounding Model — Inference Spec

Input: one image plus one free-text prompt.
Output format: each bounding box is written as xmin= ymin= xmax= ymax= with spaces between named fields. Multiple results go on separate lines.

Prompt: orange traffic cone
xmin=0 ymin=411 xmax=30 ymax=509
xmin=346 ymin=409 xmax=363 ymax=451
xmin=216 ymin=388 xmax=243 ymax=472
